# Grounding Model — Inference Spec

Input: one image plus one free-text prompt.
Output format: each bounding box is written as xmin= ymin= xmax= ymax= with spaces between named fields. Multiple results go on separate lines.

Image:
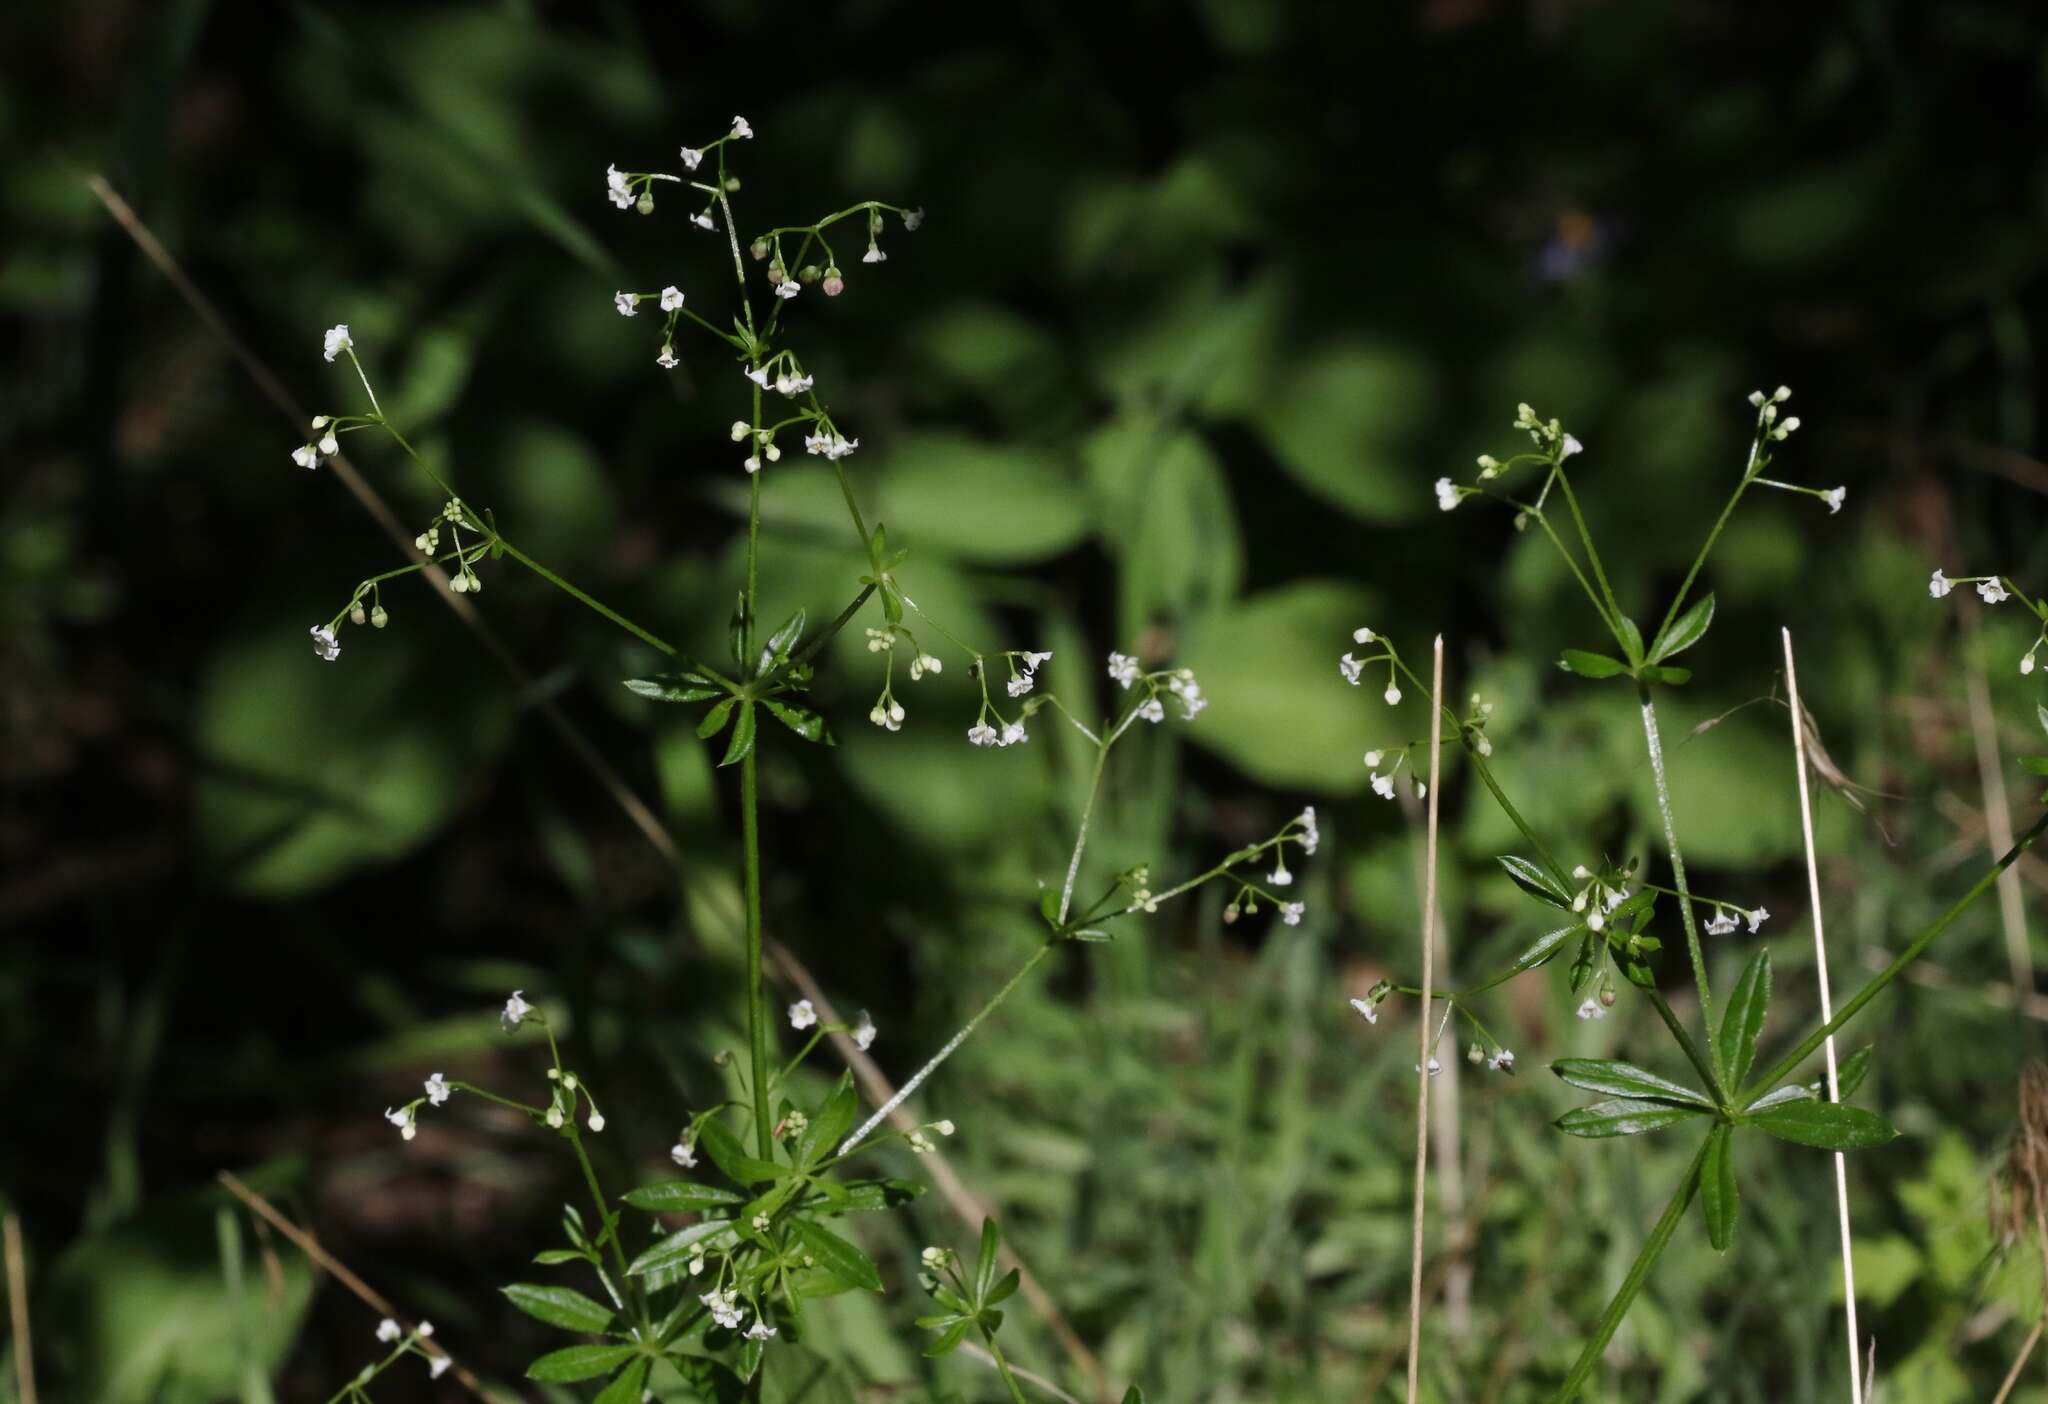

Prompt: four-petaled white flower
xmin=385 ymin=1106 xmax=417 ymax=1141
xmin=1821 ymin=486 xmax=1846 ymax=514
xmin=999 ymin=721 xmax=1027 ymax=746
xmin=1281 ymin=902 xmax=1305 ymax=926
xmin=862 ymin=245 xmax=886 ymax=264
xmin=606 ymin=164 xmax=634 ymax=209
xmin=1268 ymin=857 xmax=1292 ymax=887
xmin=774 ymin=371 xmax=814 ymax=396
xmin=377 ymin=1317 xmax=403 ymax=1342
xmin=660 ymin=286 xmax=684 ymax=311
xmin=691 ymin=212 xmax=715 ymax=231
xmin=1172 ymin=674 xmax=1207 ymax=718
xmin=1745 ymin=907 xmax=1769 ymax=933
xmin=424 ymin=1072 xmax=450 ymax=1106
xmin=1349 ymin=996 xmax=1377 ymax=1024
xmin=679 ymin=146 xmax=704 ymax=170
xmin=803 ymin=430 xmax=859 ymax=459
xmin=1383 ymin=681 xmax=1402 ymax=706
xmin=656 ymin=346 xmax=678 ymax=370
xmin=853 ymin=1012 xmax=877 ymax=1050
xmin=1298 ymin=806 xmax=1319 ymax=855
xmin=311 ymin=625 xmax=341 ymax=662
xmin=1339 ymin=653 xmax=1364 ymax=685
xmin=730 ymin=115 xmax=753 ymax=139
xmin=1704 ymin=909 xmax=1738 ymax=936
xmin=1435 ymin=476 xmax=1460 ymax=512
xmin=1979 ymin=578 xmax=2010 ymax=604
xmin=502 ymin=989 xmax=533 ymax=1030
xmin=1929 ymin=569 xmax=1953 ymax=598
xmin=701 ymin=1290 xmax=744 ymax=1330
xmin=1561 ymin=434 xmax=1583 ymax=459
xmin=967 ymin=722 xmax=999 ymax=747
xmin=1107 ymin=652 xmax=1140 ymax=688
xmin=1488 ymin=1048 xmax=1516 ymax=1073
xmin=1371 ymin=771 xmax=1395 ymax=800
xmin=903 ymin=208 xmax=925 ymax=231
xmin=745 ymin=365 xmax=770 ymax=387
xmin=1137 ymin=697 xmax=1165 ymax=723
xmin=323 ymin=325 xmax=352 ymax=362
xmin=1418 ymin=1058 xmax=1442 ymax=1076
xmin=788 ymin=999 xmax=817 ymax=1030
xmin=1576 ymin=997 xmax=1605 ymax=1020
xmin=746 ymin=1317 xmax=777 ymax=1340
xmin=292 ymin=443 xmax=321 ymax=469
xmin=774 ymin=279 xmax=800 ymax=300
xmin=430 ymin=1357 xmax=453 ymax=1380
xmin=614 ymin=291 xmax=638 ymax=317
xmin=671 ymin=1140 xmax=698 ymax=1168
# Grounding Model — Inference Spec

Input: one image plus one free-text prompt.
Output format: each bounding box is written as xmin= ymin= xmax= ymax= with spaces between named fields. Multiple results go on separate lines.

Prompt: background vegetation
xmin=6 ymin=0 xmax=2048 ymax=1398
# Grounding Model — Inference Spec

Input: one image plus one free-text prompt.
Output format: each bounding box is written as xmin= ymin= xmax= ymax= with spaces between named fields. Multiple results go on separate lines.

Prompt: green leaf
xmin=728 ymin=592 xmax=749 ymax=672
xmin=719 ymin=702 xmax=757 ymax=767
xmin=1716 ymin=947 xmax=1771 ymax=1094
xmin=528 ymin=1344 xmax=640 ymax=1383
xmin=2036 ymin=703 xmax=2048 ymax=738
xmin=1651 ymin=592 xmax=1716 ymax=663
xmin=621 ymin=1181 xmax=744 ymax=1214
xmin=1617 ymin=615 xmax=1645 ymax=666
xmin=1638 ymin=664 xmax=1693 ymax=686
xmin=1700 ymin=1123 xmax=1739 ymax=1251
xmin=696 ymin=697 xmax=736 ymax=740
xmin=1746 ymin=1099 xmax=1900 ymax=1150
xmin=624 ymin=671 xmax=724 ymax=704
xmin=797 ymin=1074 xmax=858 ymax=1169
xmin=791 ymin=1219 xmax=884 ymax=1293
xmin=1558 ymin=649 xmax=1628 ymax=679
xmin=975 ymin=1218 xmax=1002 ymax=1301
xmin=531 ymin=1248 xmax=590 ymax=1266
xmin=760 ymin=609 xmax=806 ymax=671
xmin=594 ymin=1358 xmax=650 ymax=1404
xmin=1507 ymin=924 xmax=1579 ymax=974
xmin=1835 ymin=1046 xmax=1873 ymax=1101
xmin=813 ymin=1178 xmax=925 ymax=1215
xmin=1745 ymin=1084 xmax=1817 ymax=1112
xmin=1123 ymin=1390 xmax=1147 ymax=1404
xmin=500 ymin=1283 xmax=614 ymax=1333
xmin=923 ymin=1318 xmax=973 ymax=1357
xmin=1552 ymin=1059 xmax=1713 ymax=1108
xmin=2018 ymin=755 xmax=2048 ymax=778
xmin=1497 ymin=855 xmax=1570 ymax=907
xmin=986 ymin=1268 xmax=1020 ymax=1306
xmin=697 ymin=1118 xmax=786 ymax=1187
xmin=1555 ymin=1098 xmax=1709 ymax=1138
xmin=626 ymin=1219 xmax=736 ymax=1279
xmin=761 ymin=698 xmax=832 ymax=745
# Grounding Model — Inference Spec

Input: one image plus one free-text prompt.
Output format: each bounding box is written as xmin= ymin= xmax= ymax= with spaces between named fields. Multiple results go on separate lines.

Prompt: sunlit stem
xmin=741 ymin=745 xmax=772 ymax=1158
xmin=1637 ymin=684 xmax=1714 ymax=1054
xmin=496 ymin=540 xmax=679 ymax=657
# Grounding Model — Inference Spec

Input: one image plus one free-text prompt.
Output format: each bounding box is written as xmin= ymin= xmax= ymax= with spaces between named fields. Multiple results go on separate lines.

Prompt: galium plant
xmin=1350 ymin=387 xmax=2047 ymax=1399
xmin=283 ymin=115 xmax=1323 ymax=1401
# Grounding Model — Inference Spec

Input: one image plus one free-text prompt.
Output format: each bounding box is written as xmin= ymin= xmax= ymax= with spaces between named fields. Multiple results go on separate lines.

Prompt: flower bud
xmin=635 ymin=191 xmax=655 ymax=215
xmin=749 ymin=238 xmax=770 ymax=260
xmin=349 ymin=603 xmax=367 ymax=626
xmin=822 ymin=267 xmax=844 ymax=296
xmin=797 ymin=263 xmax=821 ymax=284
xmin=370 ymin=605 xmax=388 ymax=629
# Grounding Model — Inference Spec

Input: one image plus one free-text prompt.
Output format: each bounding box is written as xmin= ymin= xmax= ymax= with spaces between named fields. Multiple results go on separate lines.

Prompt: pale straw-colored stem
xmin=1962 ymin=617 xmax=2035 ymax=1009
xmin=4 ymin=1213 xmax=35 ymax=1404
xmin=1404 ymin=636 xmax=1446 ymax=1402
xmin=1782 ymin=628 xmax=1864 ymax=1404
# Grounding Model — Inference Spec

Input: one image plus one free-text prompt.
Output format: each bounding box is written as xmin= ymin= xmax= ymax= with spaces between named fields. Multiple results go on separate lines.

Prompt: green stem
xmin=1652 ymin=448 xmax=1756 ymax=648
xmin=1550 ymin=1136 xmax=1709 ymax=1403
xmin=780 ymin=584 xmax=876 ymax=677
xmin=1743 ymin=807 xmax=2048 ymax=1101
xmin=1553 ymin=470 xmax=1628 ymax=652
xmin=1468 ymin=742 xmax=1569 ymax=888
xmin=497 ymin=540 xmax=680 ymax=656
xmin=1057 ymin=745 xmax=1110 ymax=923
xmin=1637 ymin=685 xmax=1714 ymax=1053
xmin=565 ymin=1124 xmax=640 ymax=1318
xmin=986 ymin=1337 xmax=1031 ymax=1404
xmin=741 ymin=745 xmax=772 ymax=1158
xmin=1644 ymin=987 xmax=1722 ymax=1105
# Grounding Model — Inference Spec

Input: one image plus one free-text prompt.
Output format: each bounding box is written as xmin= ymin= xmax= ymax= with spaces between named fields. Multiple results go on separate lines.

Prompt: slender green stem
xmin=1550 ymin=1137 xmax=1709 ymax=1403
xmin=741 ymin=745 xmax=772 ymax=1158
xmin=1743 ymin=807 xmax=2048 ymax=1101
xmin=1637 ymin=686 xmax=1714 ymax=1051
xmin=1057 ymin=745 xmax=1110 ymax=923
xmin=1553 ymin=470 xmax=1628 ymax=651
xmin=565 ymin=1124 xmax=640 ymax=1319
xmin=986 ymin=1337 xmax=1032 ymax=1404
xmin=1652 ymin=446 xmax=1757 ymax=647
xmin=1468 ymin=743 xmax=1569 ymax=888
xmin=780 ymin=584 xmax=875 ymax=677
xmin=1529 ymin=506 xmax=1621 ymax=645
xmin=496 ymin=540 xmax=680 ymax=656
xmin=1643 ymin=987 xmax=1722 ymax=1105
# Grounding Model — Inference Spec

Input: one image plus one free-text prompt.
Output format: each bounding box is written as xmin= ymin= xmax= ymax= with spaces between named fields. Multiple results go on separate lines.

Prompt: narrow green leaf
xmin=792 ymin=1218 xmax=884 ymax=1293
xmin=625 ymin=1218 xmax=736 ymax=1278
xmin=531 ymin=1247 xmax=590 ymax=1266
xmin=695 ymin=696 xmax=736 ymax=740
xmin=697 ymin=1117 xmax=786 ymax=1186
xmin=718 ymin=702 xmax=757 ymax=768
xmin=1638 ymin=664 xmax=1693 ymax=686
xmin=1552 ymin=1059 xmax=1713 ymax=1107
xmin=761 ymin=698 xmax=832 ymax=745
xmin=2018 ymin=755 xmax=2048 ymax=777
xmin=621 ymin=1181 xmax=744 ymax=1214
xmin=2038 ymin=703 xmax=2048 ymax=738
xmin=1122 ymin=1390 xmax=1146 ymax=1404
xmin=812 ymin=1178 xmax=925 ymax=1215
xmin=1835 ymin=1046 xmax=1873 ymax=1101
xmin=501 ymin=1283 xmax=614 ymax=1334
xmin=975 ymin=1218 xmax=1002 ymax=1300
xmin=923 ymin=1318 xmax=972 ymax=1357
xmin=1617 ymin=614 xmax=1645 ymax=666
xmin=1745 ymin=1084 xmax=1816 ymax=1112
xmin=1715 ymin=947 xmax=1771 ymax=1094
xmin=760 ymin=609 xmax=806 ymax=672
xmin=986 ymin=1268 xmax=1020 ymax=1306
xmin=1558 ymin=649 xmax=1628 ymax=679
xmin=1555 ymin=1098 xmax=1709 ymax=1138
xmin=624 ymin=673 xmax=723 ymax=704
xmin=798 ymin=1074 xmax=858 ymax=1169
xmin=1498 ymin=855 xmax=1570 ymax=908
xmin=1746 ymin=1098 xmax=1900 ymax=1150
xmin=1508 ymin=924 xmax=1579 ymax=974
xmin=1700 ymin=1124 xmax=1738 ymax=1251
xmin=728 ymin=592 xmax=749 ymax=672
xmin=1651 ymin=592 xmax=1716 ymax=663
xmin=528 ymin=1344 xmax=639 ymax=1383
xmin=594 ymin=1358 xmax=650 ymax=1404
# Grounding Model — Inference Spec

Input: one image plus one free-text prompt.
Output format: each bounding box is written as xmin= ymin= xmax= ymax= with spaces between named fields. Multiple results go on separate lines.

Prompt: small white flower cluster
xmin=1747 ymin=385 xmax=1800 ymax=442
xmin=1217 ymin=811 xmax=1319 ymax=929
xmin=1432 ymin=400 xmax=1585 ymax=517
xmin=1702 ymin=904 xmax=1769 ymax=936
xmin=1927 ymin=570 xmax=2045 ymax=672
xmin=1005 ymin=650 xmax=1053 ymax=697
xmin=1568 ymin=864 xmax=1630 ymax=933
xmin=966 ymin=648 xmax=1053 ymax=747
xmin=803 ymin=427 xmax=860 ymax=460
xmin=863 ymin=624 xmax=952 ymax=733
xmin=291 ymin=413 xmax=342 ymax=470
xmin=371 ymin=1318 xmax=453 ymax=1380
xmin=905 ymin=1119 xmax=957 ymax=1154
xmin=1339 ymin=626 xmax=1404 ymax=707
xmin=1105 ymin=652 xmax=1207 ymax=725
xmin=542 ymin=1063 xmax=605 ymax=1132
xmin=1361 ymin=747 xmax=1424 ymax=802
xmin=1576 ymin=987 xmax=1617 ymax=1020
xmin=783 ymin=997 xmax=878 ymax=1052
xmin=1743 ymin=387 xmax=1844 ymax=513
xmin=701 ymin=1289 xmax=745 ymax=1330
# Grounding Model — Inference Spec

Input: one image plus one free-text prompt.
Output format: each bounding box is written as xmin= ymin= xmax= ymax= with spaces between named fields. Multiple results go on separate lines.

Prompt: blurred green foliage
xmin=8 ymin=0 xmax=2048 ymax=1399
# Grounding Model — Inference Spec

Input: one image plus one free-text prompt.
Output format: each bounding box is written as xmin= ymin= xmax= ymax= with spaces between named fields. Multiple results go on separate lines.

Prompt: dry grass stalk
xmin=1404 ymin=636 xmax=1446 ymax=1402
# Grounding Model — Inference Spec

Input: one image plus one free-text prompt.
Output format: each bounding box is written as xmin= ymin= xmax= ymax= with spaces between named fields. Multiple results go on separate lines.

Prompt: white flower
xmin=502 ymin=989 xmax=533 ymax=1030
xmin=999 ymin=721 xmax=1027 ymax=746
xmin=614 ymin=291 xmax=638 ymax=317
xmin=1349 ymin=996 xmax=1377 ymax=1024
xmin=1176 ymin=681 xmax=1208 ymax=719
xmin=921 ymin=1246 xmax=948 ymax=1270
xmin=1821 ymin=486 xmax=1846 ymax=514
xmin=655 ymin=346 xmax=679 ymax=370
xmin=660 ymin=286 xmax=684 ymax=311
xmin=1371 ymin=772 xmax=1395 ymax=801
xmin=416 ymin=1322 xmax=434 ymax=1339
xmin=323 ymin=325 xmax=352 ymax=362
xmin=430 ymin=1357 xmax=452 ymax=1380
xmin=1576 ymin=997 xmax=1605 ymax=1020
xmin=1435 ymin=476 xmax=1460 ymax=512
xmin=376 ymin=1318 xmax=402 ymax=1342
xmin=1021 ymin=650 xmax=1052 ymax=672
xmin=935 ymin=1119 xmax=956 ymax=1136
xmin=745 ymin=1317 xmax=777 ymax=1340
xmin=1268 ymin=858 xmax=1292 ymax=887
xmin=908 ymin=1130 xmax=935 ymax=1153
xmin=1488 ymin=1048 xmax=1516 ymax=1073
xmin=292 ymin=443 xmax=321 ymax=469
xmin=744 ymin=455 xmax=762 ymax=474
xmin=1384 ymin=681 xmax=1402 ymax=706
xmin=853 ymin=1012 xmax=877 ymax=1050
xmin=1107 ymin=652 xmax=1140 ymax=688
xmin=1137 ymin=697 xmax=1166 ymax=723
xmin=1353 ymin=626 xmax=1376 ymax=644
xmin=310 ymin=625 xmax=341 ymax=662
xmin=1006 ymin=673 xmax=1034 ymax=698
xmin=730 ymin=115 xmax=753 ymax=139
xmin=1339 ymin=653 xmax=1364 ymax=685
xmin=679 ymin=146 xmax=704 ymax=170
xmin=670 ymin=1140 xmax=697 ymax=1168
xmin=745 ymin=365 xmax=770 ymax=387
xmin=545 ymin=1100 xmax=564 ymax=1128
xmin=701 ymin=1290 xmax=744 ymax=1330
xmin=2025 ymin=647 xmax=2039 ymax=677
xmin=384 ymin=1106 xmax=416 ymax=1141
xmin=774 ymin=371 xmax=814 ymax=396
xmin=424 ymin=1072 xmax=450 ymax=1106
xmin=318 ymin=431 xmax=339 ymax=456
xmin=587 ymin=1109 xmax=605 ymax=1133
xmin=1281 ymin=902 xmax=1305 ymax=926
xmin=788 ymin=999 xmax=817 ymax=1030
xmin=1298 ymin=806 xmax=1319 ymax=855
xmin=868 ymin=701 xmax=904 ymax=731
xmin=1745 ymin=907 xmax=1770 ymax=933
xmin=691 ymin=212 xmax=715 ymax=231
xmin=774 ymin=279 xmax=800 ymax=300
xmin=1929 ymin=569 xmax=1953 ymax=598
xmin=1363 ymin=750 xmax=1383 ymax=767
xmin=903 ymin=207 xmax=925 ymax=231
xmin=1561 ymin=434 xmax=1583 ymax=459
xmin=1704 ymin=909 xmax=1738 ymax=936
xmin=606 ymin=164 xmax=633 ymax=209
xmin=862 ymin=245 xmax=886 ymax=264
xmin=1979 ymin=578 xmax=2011 ymax=604
xmin=967 ymin=722 xmax=999 ymax=747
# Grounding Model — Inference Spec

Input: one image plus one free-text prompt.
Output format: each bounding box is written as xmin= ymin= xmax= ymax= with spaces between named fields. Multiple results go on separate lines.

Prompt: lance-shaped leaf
xmin=728 ymin=591 xmax=749 ymax=672
xmin=1650 ymin=592 xmax=1716 ymax=663
xmin=1700 ymin=1123 xmax=1738 ymax=1251
xmin=621 ymin=1181 xmax=744 ymax=1214
xmin=1745 ymin=1098 xmax=1900 ymax=1150
xmin=796 ymin=1074 xmax=858 ymax=1169
xmin=696 ymin=1117 xmax=786 ymax=1186
xmin=626 ymin=1218 xmax=737 ymax=1279
xmin=1617 ymin=614 xmax=1645 ymax=665
xmin=594 ymin=1359 xmax=650 ymax=1404
xmin=1552 ymin=1058 xmax=1713 ymax=1108
xmin=1715 ymin=946 xmax=1771 ymax=1095
xmin=975 ymin=1218 xmax=1003 ymax=1300
xmin=718 ymin=701 xmax=757 ymax=767
xmin=792 ymin=1218 xmax=884 ymax=1293
xmin=1638 ymin=664 xmax=1692 ymax=686
xmin=1559 ymin=649 xmax=1628 ymax=679
xmin=623 ymin=669 xmax=725 ymax=704
xmin=758 ymin=608 xmax=806 ymax=674
xmin=501 ymin=1283 xmax=614 ymax=1333
xmin=695 ymin=697 xmax=736 ymax=740
xmin=528 ymin=1344 xmax=640 ymax=1383
xmin=762 ymin=698 xmax=832 ymax=745
xmin=1504 ymin=924 xmax=1578 ymax=978
xmin=1499 ymin=855 xmax=1571 ymax=908
xmin=1744 ymin=1083 xmax=1816 ymax=1112
xmin=1556 ymin=1098 xmax=1709 ymax=1138
xmin=810 ymin=1178 xmax=925 ymax=1215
